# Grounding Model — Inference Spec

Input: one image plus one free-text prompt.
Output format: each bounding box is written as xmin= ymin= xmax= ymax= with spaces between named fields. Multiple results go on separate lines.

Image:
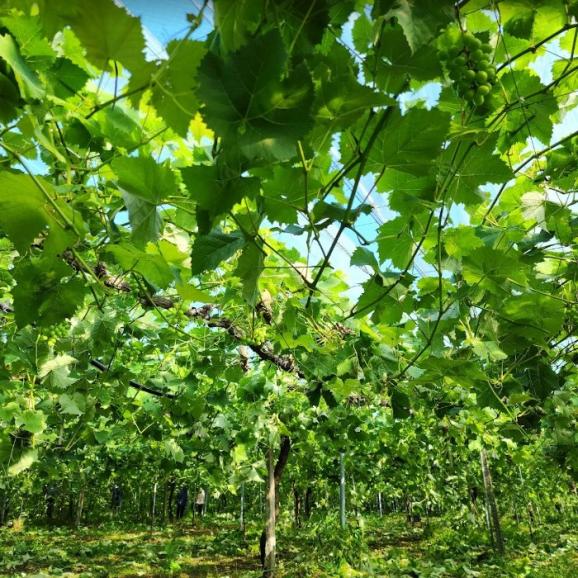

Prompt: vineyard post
xmin=264 ymin=446 xmax=276 ymax=577
xmin=240 ymin=483 xmax=245 ymax=533
xmin=480 ymin=449 xmax=504 ymax=554
xmin=340 ymin=452 xmax=346 ymax=529
xmin=151 ymin=481 xmax=158 ymax=531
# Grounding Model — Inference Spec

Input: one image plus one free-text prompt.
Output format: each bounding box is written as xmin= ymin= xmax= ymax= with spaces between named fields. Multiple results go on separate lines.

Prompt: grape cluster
xmin=440 ymin=33 xmax=496 ymax=107
xmin=39 ymin=324 xmax=69 ymax=347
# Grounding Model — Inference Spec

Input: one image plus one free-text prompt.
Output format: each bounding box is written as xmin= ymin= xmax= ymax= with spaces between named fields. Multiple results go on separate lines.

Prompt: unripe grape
xmin=455 ymin=55 xmax=466 ymax=66
xmin=547 ymin=151 xmax=571 ymax=171
xmin=477 ymin=84 xmax=491 ymax=95
xmin=465 ymin=88 xmax=475 ymax=100
xmin=465 ymin=69 xmax=476 ymax=80
xmin=475 ymin=70 xmax=488 ymax=83
xmin=472 ymin=49 xmax=485 ymax=61
xmin=482 ymin=43 xmax=493 ymax=53
xmin=464 ymin=34 xmax=481 ymax=49
xmin=474 ymin=94 xmax=485 ymax=106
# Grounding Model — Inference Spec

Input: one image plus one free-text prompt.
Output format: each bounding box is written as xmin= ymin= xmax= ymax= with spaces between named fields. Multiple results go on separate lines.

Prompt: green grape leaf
xmin=0 ymin=33 xmax=44 ymax=99
xmin=190 ymin=231 xmax=246 ymax=275
xmin=112 ymin=156 xmax=176 ymax=246
xmin=235 ymin=240 xmax=265 ymax=305
xmin=92 ymin=106 xmax=142 ymax=149
xmin=58 ymin=393 xmax=84 ymax=416
xmin=149 ymin=40 xmax=206 ymax=136
xmin=368 ymin=26 xmax=443 ymax=92
xmin=233 ymin=443 xmax=249 ymax=463
xmin=164 ymin=439 xmax=185 ymax=463
xmin=309 ymin=41 xmax=393 ymax=151
xmin=181 ymin=165 xmax=259 ymax=229
xmin=198 ymin=29 xmax=314 ymax=160
xmin=441 ymin=136 xmax=513 ymax=205
xmin=111 ymin=156 xmax=177 ymax=203
xmin=0 ymin=172 xmax=49 ymax=254
xmin=68 ymin=0 xmax=146 ymax=72
xmin=1 ymin=13 xmax=55 ymax=60
xmin=257 ymin=166 xmax=313 ymax=225
xmin=377 ymin=217 xmax=414 ymax=268
xmin=444 ymin=226 xmax=484 ymax=259
xmin=176 ymin=283 xmax=212 ymax=303
xmin=17 ymin=409 xmax=46 ymax=434
xmin=503 ymin=292 xmax=564 ymax=342
xmin=350 ymin=247 xmax=380 ymax=272
xmin=373 ymin=0 xmax=454 ymax=52
xmin=12 ymin=258 xmax=86 ymax=327
xmin=46 ymin=57 xmax=89 ymax=99
xmin=368 ymin=108 xmax=451 ymax=176
xmin=0 ymin=71 xmax=20 ymax=122
xmin=39 ymin=354 xmax=76 ymax=378
xmin=497 ymin=71 xmax=557 ymax=150
xmin=213 ymin=0 xmax=264 ymax=52
xmin=378 ymin=169 xmax=437 ymax=213
xmin=107 ymin=244 xmax=174 ymax=289
xmin=472 ymin=340 xmax=508 ymax=362
xmin=121 ymin=194 xmax=163 ymax=247
xmin=501 ymin=3 xmax=535 ymax=38
xmin=462 ymin=246 xmax=527 ymax=293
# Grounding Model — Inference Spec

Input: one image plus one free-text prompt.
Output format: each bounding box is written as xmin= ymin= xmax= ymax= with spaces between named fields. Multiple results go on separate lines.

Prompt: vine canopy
xmin=0 ymin=0 xmax=577 ymax=475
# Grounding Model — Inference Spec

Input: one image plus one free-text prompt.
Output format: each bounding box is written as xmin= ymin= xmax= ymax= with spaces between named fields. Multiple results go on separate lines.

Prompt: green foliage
xmin=198 ymin=29 xmax=314 ymax=160
xmin=0 ymin=4 xmax=575 ymax=566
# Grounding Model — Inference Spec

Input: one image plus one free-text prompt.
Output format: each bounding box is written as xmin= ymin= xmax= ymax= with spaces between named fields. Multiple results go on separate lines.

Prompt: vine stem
xmin=495 ymin=23 xmax=577 ymax=73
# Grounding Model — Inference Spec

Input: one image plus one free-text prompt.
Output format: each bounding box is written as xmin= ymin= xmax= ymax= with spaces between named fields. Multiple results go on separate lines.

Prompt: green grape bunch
xmin=440 ymin=32 xmax=496 ymax=107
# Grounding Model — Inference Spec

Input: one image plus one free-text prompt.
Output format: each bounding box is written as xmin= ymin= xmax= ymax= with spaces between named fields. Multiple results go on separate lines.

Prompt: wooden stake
xmin=264 ymin=447 xmax=276 ymax=576
xmin=339 ymin=452 xmax=346 ymax=529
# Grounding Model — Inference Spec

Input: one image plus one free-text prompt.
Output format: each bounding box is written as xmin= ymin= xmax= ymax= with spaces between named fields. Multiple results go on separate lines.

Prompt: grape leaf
xmin=235 ymin=240 xmax=265 ymax=305
xmin=213 ymin=0 xmax=264 ymax=52
xmin=440 ymin=136 xmax=513 ymax=205
xmin=12 ymin=258 xmax=86 ymax=327
xmin=190 ymin=231 xmax=246 ymax=275
xmin=149 ymin=40 xmax=206 ymax=136
xmin=368 ymin=108 xmax=451 ymax=176
xmin=107 ymin=244 xmax=174 ymax=289
xmin=68 ymin=0 xmax=146 ymax=72
xmin=0 ymin=33 xmax=44 ymax=99
xmin=198 ymin=29 xmax=314 ymax=160
xmin=373 ymin=0 xmax=454 ymax=52
xmin=17 ymin=409 xmax=46 ymax=434
xmin=112 ymin=156 xmax=176 ymax=246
